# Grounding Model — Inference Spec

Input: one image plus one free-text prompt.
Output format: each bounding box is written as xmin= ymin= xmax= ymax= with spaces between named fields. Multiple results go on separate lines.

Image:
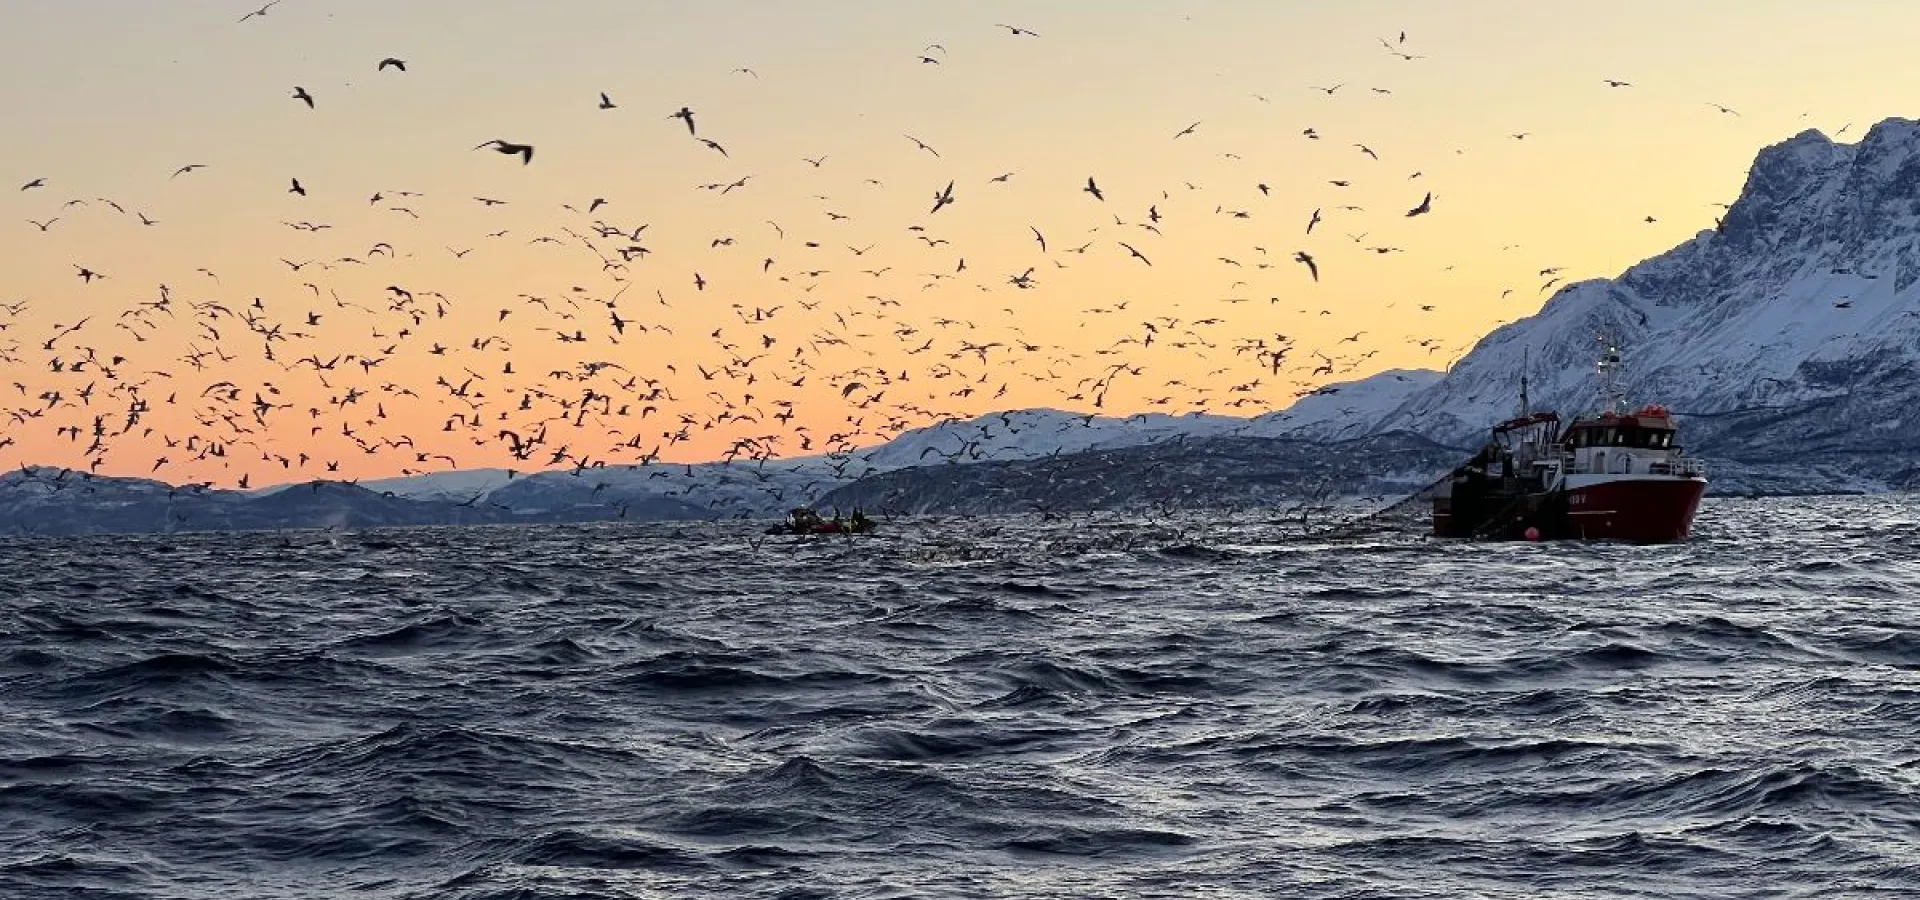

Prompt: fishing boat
xmin=1432 ymin=340 xmax=1706 ymax=542
xmin=766 ymin=507 xmax=877 ymax=535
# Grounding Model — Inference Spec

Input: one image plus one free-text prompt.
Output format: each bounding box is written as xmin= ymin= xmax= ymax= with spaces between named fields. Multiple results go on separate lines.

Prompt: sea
xmin=3 ymin=495 xmax=1918 ymax=899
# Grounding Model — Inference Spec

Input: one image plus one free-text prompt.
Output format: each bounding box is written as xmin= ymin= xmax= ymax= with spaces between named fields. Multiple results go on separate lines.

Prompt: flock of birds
xmin=0 ymin=5 xmax=1753 ymax=502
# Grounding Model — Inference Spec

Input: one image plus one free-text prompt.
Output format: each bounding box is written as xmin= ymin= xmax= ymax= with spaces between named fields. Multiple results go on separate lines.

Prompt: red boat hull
xmin=1560 ymin=477 xmax=1705 ymax=542
xmin=1433 ymin=477 xmax=1705 ymax=543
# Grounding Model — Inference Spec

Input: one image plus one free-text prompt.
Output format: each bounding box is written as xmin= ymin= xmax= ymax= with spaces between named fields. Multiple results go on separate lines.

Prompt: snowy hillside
xmin=358 ymin=468 xmax=520 ymax=501
xmin=858 ymin=409 xmax=1251 ymax=468
xmin=1241 ymin=370 xmax=1444 ymax=440
xmin=1339 ymin=117 xmax=1920 ymax=451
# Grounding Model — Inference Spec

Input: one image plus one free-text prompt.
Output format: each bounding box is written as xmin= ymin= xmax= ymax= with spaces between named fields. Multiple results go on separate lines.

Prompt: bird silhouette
xmin=929 ymin=180 xmax=955 ymax=214
xmin=237 ymin=1 xmax=281 ymax=23
xmin=473 ymin=140 xmax=534 ymax=164
xmin=669 ymin=106 xmax=697 ymax=135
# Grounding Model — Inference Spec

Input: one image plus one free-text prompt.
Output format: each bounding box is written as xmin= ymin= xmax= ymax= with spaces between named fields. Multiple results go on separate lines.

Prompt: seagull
xmin=19 ymin=178 xmax=44 ymax=191
xmin=1306 ymin=208 xmax=1321 ymax=235
xmin=288 ymin=177 xmax=306 ymax=196
xmin=598 ymin=92 xmax=616 ymax=110
xmin=1118 ymin=242 xmax=1151 ymax=265
xmin=905 ymin=134 xmax=940 ymax=157
xmin=1708 ymin=102 xmax=1740 ymax=116
xmin=291 ymin=86 xmax=314 ymax=108
xmin=995 ymin=23 xmax=1040 ymax=36
xmin=669 ymin=106 xmax=697 ymax=135
xmin=1405 ymin=191 xmax=1432 ymax=217
xmin=378 ymin=58 xmax=407 ymax=72
xmin=1294 ymin=251 xmax=1319 ymax=282
xmin=1173 ymin=121 xmax=1201 ymax=139
xmin=1084 ymin=177 xmax=1104 ymax=201
xmin=238 ymin=1 xmax=281 ymax=23
xmin=27 ymin=218 xmax=57 ymax=232
xmin=929 ymin=180 xmax=955 ymax=214
xmin=171 ymin=164 xmax=207 ymax=179
xmin=1603 ymin=79 xmax=1632 ymax=88
xmin=474 ymin=140 xmax=534 ymax=164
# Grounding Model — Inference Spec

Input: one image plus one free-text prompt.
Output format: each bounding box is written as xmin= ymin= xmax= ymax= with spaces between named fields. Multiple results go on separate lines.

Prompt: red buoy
xmin=1524 ymin=527 xmax=1541 ymax=542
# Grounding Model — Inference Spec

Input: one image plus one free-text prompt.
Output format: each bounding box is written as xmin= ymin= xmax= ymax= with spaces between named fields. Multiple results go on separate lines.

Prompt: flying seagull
xmin=669 ymin=106 xmax=696 ymax=135
xmin=905 ymin=134 xmax=940 ymax=157
xmin=474 ymin=140 xmax=534 ymax=164
xmin=378 ymin=58 xmax=407 ymax=72
xmin=238 ymin=1 xmax=281 ymax=23
xmin=929 ymin=180 xmax=955 ymax=214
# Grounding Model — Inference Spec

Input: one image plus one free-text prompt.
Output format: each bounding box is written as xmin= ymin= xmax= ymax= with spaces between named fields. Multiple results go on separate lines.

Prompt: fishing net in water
xmin=1291 ymin=470 xmax=1454 ymax=541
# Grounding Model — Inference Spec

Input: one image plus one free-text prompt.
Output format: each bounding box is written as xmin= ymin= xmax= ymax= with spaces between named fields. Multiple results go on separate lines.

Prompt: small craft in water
xmin=767 ymin=507 xmax=877 ymax=535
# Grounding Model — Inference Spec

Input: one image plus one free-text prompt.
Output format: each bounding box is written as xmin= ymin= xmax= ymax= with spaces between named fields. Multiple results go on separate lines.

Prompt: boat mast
xmin=1517 ymin=347 xmax=1530 ymax=416
xmin=1595 ymin=332 xmax=1626 ymax=415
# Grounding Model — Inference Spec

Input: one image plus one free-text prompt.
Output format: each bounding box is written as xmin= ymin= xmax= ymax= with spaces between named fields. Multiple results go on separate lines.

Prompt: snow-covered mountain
xmin=1344 ymin=117 xmax=1920 ymax=453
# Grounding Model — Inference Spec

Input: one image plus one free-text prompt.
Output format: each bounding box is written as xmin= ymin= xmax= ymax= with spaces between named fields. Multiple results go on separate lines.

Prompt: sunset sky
xmin=2 ymin=1 xmax=1916 ymax=486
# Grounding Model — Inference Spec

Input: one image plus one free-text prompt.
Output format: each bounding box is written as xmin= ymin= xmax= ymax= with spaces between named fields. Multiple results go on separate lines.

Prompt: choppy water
xmin=3 ymin=496 xmax=1919 ymax=899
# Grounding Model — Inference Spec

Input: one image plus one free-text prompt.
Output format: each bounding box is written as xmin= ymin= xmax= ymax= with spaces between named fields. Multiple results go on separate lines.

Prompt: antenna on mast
xmin=1518 ymin=347 xmax=1531 ymax=416
xmin=1595 ymin=330 xmax=1625 ymax=415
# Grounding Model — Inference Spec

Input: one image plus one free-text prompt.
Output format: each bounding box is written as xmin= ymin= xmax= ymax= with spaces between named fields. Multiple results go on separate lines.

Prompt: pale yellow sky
xmin=0 ymin=1 xmax=1911 ymax=483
